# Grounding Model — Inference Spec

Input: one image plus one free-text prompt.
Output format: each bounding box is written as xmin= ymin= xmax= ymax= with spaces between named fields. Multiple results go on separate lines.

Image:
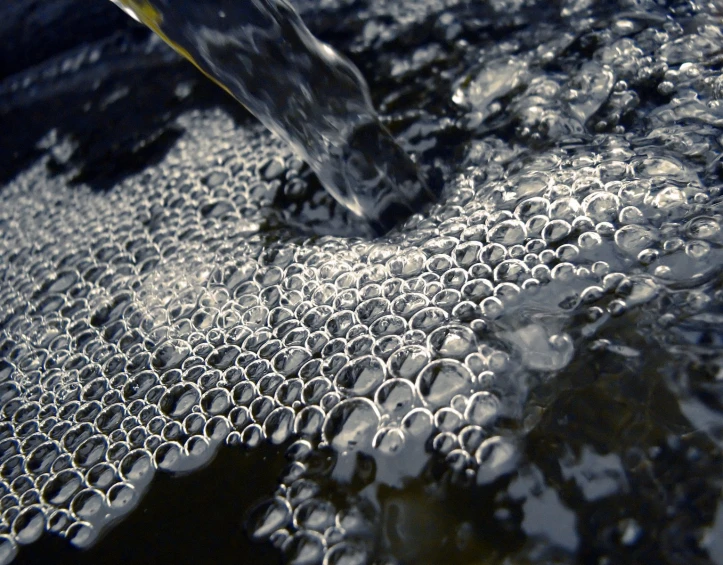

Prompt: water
xmin=0 ymin=1 xmax=722 ymax=564
xmin=111 ymin=0 xmax=431 ymax=234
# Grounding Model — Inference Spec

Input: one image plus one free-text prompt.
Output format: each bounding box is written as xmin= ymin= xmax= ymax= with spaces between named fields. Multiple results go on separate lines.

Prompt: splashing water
xmin=111 ymin=0 xmax=431 ymax=233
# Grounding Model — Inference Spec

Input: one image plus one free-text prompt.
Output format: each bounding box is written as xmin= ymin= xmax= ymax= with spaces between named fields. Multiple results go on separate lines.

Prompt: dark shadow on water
xmin=0 ymin=1 xmax=133 ymax=82
xmin=0 ymin=28 xmax=254 ymax=192
xmin=14 ymin=444 xmax=287 ymax=565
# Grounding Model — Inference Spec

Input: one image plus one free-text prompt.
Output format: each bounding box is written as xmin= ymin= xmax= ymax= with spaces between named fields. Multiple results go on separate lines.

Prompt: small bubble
xmin=427 ymin=325 xmax=477 ymax=360
xmin=263 ymin=407 xmax=295 ymax=445
xmin=416 ymin=360 xmax=474 ymax=409
xmin=475 ymin=437 xmax=518 ymax=485
xmin=335 ymin=356 xmax=385 ymax=398
xmin=401 ymin=407 xmax=434 ymax=439
xmin=432 ymin=432 xmax=458 ymax=455
xmin=11 ymin=506 xmax=45 ymax=545
xmin=283 ymin=531 xmax=326 ymax=564
xmin=322 ymin=398 xmax=379 ymax=453
xmin=248 ymin=497 xmax=292 ymax=541
xmin=241 ymin=424 xmax=264 ymax=448
xmin=542 ymin=220 xmax=572 ymax=243
xmin=464 ymin=392 xmax=501 ymax=426
xmin=434 ymin=408 xmax=463 ymax=432
xmin=107 ymin=482 xmax=137 ymax=511
xmin=374 ymin=379 xmax=416 ymax=420
xmin=70 ymin=488 xmax=105 ymax=521
xmin=373 ymin=427 xmax=406 ymax=455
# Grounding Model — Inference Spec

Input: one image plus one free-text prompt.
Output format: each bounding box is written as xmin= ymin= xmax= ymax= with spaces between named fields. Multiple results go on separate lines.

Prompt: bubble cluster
xmin=1 ymin=0 xmax=722 ymax=563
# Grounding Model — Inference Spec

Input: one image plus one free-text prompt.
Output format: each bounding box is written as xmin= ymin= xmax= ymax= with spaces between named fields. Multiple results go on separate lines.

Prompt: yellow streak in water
xmin=115 ymin=0 xmax=239 ymax=101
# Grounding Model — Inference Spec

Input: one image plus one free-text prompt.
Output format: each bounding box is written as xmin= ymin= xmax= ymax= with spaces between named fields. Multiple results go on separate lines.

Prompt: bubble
xmin=464 ymin=392 xmax=501 ymax=426
xmin=480 ymin=297 xmax=504 ymax=318
xmin=26 ymin=442 xmax=61 ymax=475
xmin=70 ymin=488 xmax=105 ymax=520
xmin=119 ymin=449 xmax=154 ymax=484
xmin=293 ymin=499 xmax=336 ymax=532
xmin=151 ymin=339 xmax=191 ymax=371
xmin=0 ymin=4 xmax=720 ymax=561
xmin=372 ymin=427 xmax=406 ymax=455
xmin=160 ymin=383 xmax=201 ymax=420
xmin=72 ymin=435 xmax=108 ymax=468
xmin=322 ymin=398 xmax=380 ymax=453
xmin=11 ymin=506 xmax=45 ymax=545
xmin=397 ymin=283 xmax=425 ymax=303
xmin=241 ymin=424 xmax=264 ymax=448
xmin=542 ymin=219 xmax=572 ymax=243
xmin=458 ymin=425 xmax=487 ymax=453
xmin=334 ymin=357 xmax=385 ymax=397
xmin=515 ymin=197 xmax=550 ymax=221
xmin=374 ymin=379 xmax=416 ymax=420
xmin=432 ymin=431 xmax=458 ymax=455
xmin=549 ymin=198 xmax=580 ymax=221
xmin=370 ymin=315 xmax=406 ymax=337
xmin=614 ymin=225 xmax=658 ymax=254
xmin=453 ymin=241 xmax=483 ymax=268
xmin=475 ymin=437 xmax=518 ymax=485
xmin=248 ymin=497 xmax=292 ymax=541
xmin=283 ymin=531 xmax=326 ymax=565
xmin=263 ymin=407 xmax=295 ymax=445
xmin=427 ymin=325 xmax=477 ymax=360
xmin=0 ymin=536 xmax=18 ymax=565
xmin=387 ymin=251 xmax=426 ymax=278
xmin=434 ymin=408 xmax=463 ymax=432
xmin=295 ymin=406 xmax=325 ymax=439
xmin=107 ymin=483 xmax=137 ymax=510
xmin=41 ymin=469 xmax=83 ymax=506
xmin=685 ymin=240 xmax=710 ymax=260
xmin=686 ymin=216 xmax=720 ymax=240
xmin=416 ymin=360 xmax=474 ymax=409
xmin=323 ymin=542 xmax=369 ymax=565
xmin=409 ymin=307 xmax=449 ymax=331
xmin=355 ymin=298 xmax=390 ymax=325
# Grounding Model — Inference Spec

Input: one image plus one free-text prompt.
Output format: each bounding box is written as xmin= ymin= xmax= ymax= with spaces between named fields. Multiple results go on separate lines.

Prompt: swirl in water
xmin=112 ymin=0 xmax=431 ymax=233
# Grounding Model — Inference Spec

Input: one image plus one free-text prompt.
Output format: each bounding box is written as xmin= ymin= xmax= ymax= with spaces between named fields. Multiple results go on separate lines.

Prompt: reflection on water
xmin=0 ymin=0 xmax=722 ymax=564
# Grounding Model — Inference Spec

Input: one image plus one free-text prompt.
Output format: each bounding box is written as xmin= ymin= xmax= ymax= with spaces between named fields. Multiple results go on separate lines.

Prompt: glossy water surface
xmin=0 ymin=1 xmax=722 ymax=564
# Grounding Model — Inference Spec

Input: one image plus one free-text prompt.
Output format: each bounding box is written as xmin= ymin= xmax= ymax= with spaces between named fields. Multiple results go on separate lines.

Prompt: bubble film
xmin=1 ymin=0 xmax=722 ymax=564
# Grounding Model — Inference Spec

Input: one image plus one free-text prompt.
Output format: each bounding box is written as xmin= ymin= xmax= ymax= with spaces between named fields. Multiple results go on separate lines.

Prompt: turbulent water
xmin=111 ymin=0 xmax=431 ymax=234
xmin=0 ymin=1 xmax=722 ymax=564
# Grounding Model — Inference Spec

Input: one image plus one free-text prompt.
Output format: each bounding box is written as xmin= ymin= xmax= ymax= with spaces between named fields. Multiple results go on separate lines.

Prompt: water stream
xmin=112 ymin=0 xmax=431 ymax=234
xmin=0 ymin=1 xmax=722 ymax=564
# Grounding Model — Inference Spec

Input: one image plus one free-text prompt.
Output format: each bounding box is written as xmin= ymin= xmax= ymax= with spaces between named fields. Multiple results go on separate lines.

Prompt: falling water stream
xmin=112 ymin=0 xmax=431 ymax=234
xmin=0 ymin=1 xmax=722 ymax=564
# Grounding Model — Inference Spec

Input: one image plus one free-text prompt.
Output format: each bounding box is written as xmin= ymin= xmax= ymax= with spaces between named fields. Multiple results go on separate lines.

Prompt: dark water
xmin=0 ymin=1 xmax=722 ymax=564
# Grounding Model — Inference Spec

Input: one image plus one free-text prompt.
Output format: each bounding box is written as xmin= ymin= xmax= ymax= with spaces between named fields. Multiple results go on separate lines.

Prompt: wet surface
xmin=1 ymin=0 xmax=722 ymax=564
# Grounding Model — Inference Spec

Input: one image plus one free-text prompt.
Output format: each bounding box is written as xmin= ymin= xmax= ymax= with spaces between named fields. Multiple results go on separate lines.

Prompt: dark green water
xmin=0 ymin=1 xmax=721 ymax=564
